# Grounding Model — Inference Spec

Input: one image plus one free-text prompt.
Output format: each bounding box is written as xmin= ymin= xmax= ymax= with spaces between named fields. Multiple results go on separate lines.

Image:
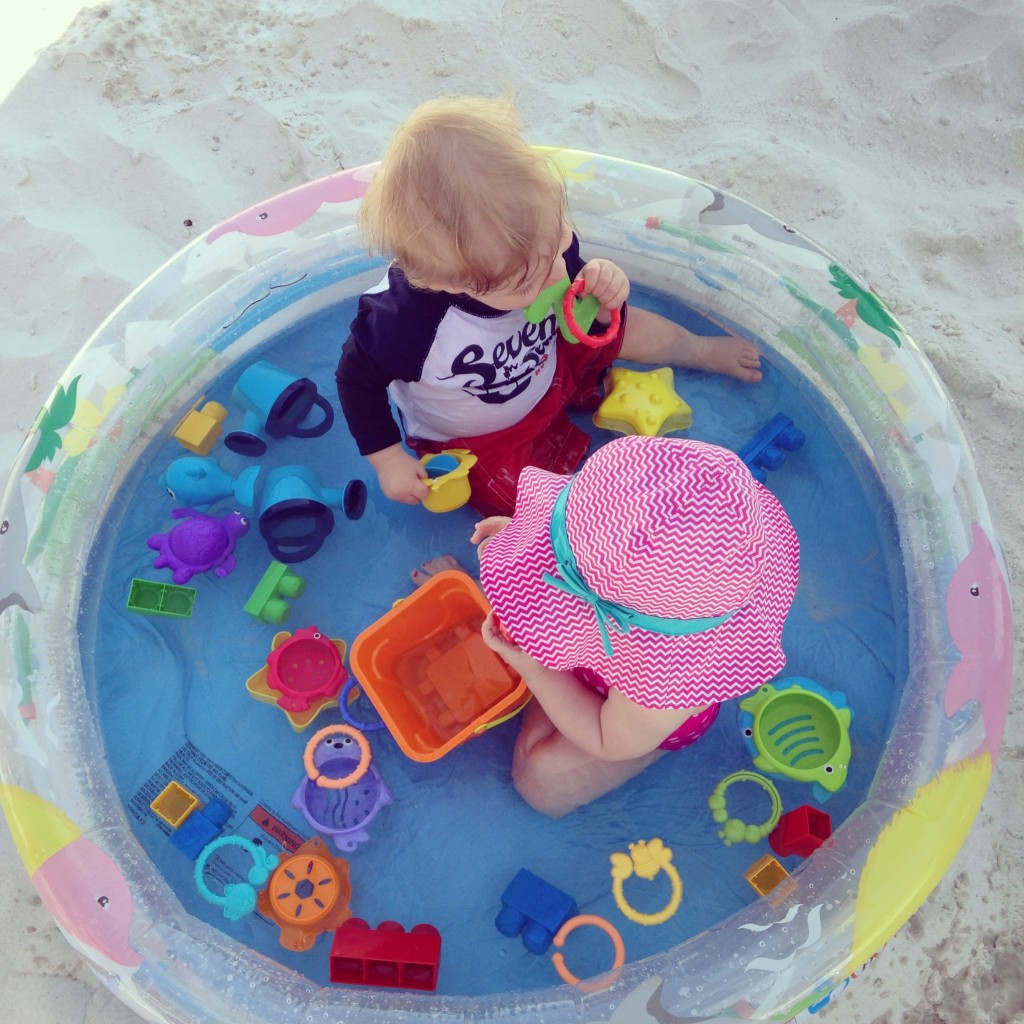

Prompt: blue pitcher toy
xmin=161 ymin=456 xmax=366 ymax=563
xmin=225 ymin=360 xmax=335 ymax=456
xmin=255 ymin=466 xmax=352 ymax=564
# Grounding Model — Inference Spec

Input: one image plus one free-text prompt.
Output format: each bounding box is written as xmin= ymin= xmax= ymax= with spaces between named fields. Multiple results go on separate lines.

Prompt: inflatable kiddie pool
xmin=0 ymin=151 xmax=1014 ymax=1023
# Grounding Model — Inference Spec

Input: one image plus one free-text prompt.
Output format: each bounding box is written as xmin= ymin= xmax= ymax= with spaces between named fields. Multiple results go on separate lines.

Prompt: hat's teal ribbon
xmin=542 ymin=481 xmax=733 ymax=658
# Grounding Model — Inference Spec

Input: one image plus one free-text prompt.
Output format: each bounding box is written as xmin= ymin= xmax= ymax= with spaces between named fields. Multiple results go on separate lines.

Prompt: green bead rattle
xmin=708 ymin=771 xmax=783 ymax=847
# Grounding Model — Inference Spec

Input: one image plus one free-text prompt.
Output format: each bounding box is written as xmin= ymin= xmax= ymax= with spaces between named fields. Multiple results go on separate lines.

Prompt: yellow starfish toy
xmin=593 ymin=366 xmax=692 ymax=437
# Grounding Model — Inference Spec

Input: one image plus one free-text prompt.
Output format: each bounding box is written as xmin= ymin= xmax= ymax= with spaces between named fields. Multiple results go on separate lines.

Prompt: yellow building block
xmin=744 ymin=853 xmax=789 ymax=896
xmin=151 ymin=781 xmax=202 ymax=828
xmin=174 ymin=400 xmax=228 ymax=455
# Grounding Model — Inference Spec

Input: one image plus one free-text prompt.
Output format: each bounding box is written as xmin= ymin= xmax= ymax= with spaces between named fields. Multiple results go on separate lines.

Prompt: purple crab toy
xmin=292 ymin=728 xmax=391 ymax=853
xmin=147 ymin=508 xmax=250 ymax=585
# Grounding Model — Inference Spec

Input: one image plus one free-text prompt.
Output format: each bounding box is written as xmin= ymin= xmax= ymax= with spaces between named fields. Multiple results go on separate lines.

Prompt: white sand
xmin=1 ymin=1 xmax=1022 ymax=1021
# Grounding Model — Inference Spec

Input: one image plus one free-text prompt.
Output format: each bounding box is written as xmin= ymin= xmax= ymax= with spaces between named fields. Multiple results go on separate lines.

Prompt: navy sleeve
xmin=565 ymin=232 xmax=586 ymax=278
xmin=336 ymin=333 xmax=402 ymax=456
xmin=335 ymin=269 xmax=451 ymax=456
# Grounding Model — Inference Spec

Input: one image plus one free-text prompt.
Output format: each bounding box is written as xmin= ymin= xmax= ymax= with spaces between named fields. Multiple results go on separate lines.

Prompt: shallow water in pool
xmin=83 ymin=290 xmax=905 ymax=996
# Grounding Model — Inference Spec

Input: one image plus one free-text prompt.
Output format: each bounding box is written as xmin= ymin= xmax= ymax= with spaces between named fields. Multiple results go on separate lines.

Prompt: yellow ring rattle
xmin=609 ymin=837 xmax=683 ymax=926
xmin=302 ymin=724 xmax=371 ymax=790
xmin=551 ymin=914 xmax=626 ymax=992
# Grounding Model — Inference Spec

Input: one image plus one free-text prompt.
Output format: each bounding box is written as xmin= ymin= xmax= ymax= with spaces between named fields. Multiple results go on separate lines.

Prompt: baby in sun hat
xmin=471 ymin=433 xmax=800 ymax=818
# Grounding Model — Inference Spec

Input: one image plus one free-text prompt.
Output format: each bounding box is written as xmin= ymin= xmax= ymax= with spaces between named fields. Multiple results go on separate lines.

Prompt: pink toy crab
xmin=147 ymin=508 xmax=250 ymax=584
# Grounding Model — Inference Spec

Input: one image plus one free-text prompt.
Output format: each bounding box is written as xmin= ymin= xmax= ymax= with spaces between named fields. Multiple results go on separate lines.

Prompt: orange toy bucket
xmin=349 ymin=570 xmax=530 ymax=762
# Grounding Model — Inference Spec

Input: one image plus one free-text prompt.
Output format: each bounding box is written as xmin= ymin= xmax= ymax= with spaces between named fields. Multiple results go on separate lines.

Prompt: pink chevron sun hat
xmin=478 ymin=435 xmax=800 ymax=709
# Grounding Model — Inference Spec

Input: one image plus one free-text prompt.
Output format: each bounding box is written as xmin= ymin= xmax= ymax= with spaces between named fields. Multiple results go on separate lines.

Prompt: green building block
xmin=128 ymin=579 xmax=197 ymax=619
xmin=244 ymin=561 xmax=307 ymax=625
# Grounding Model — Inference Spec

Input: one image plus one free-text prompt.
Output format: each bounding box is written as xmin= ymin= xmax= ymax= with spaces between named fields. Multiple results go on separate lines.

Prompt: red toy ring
xmin=561 ymin=278 xmax=621 ymax=348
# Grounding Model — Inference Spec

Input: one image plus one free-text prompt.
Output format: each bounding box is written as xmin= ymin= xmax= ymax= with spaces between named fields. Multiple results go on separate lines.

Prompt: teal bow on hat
xmin=543 ymin=481 xmax=734 ymax=658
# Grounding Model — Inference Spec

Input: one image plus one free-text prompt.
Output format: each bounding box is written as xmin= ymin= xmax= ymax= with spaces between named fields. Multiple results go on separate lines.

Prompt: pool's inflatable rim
xmin=0 ymin=150 xmax=1013 ymax=1024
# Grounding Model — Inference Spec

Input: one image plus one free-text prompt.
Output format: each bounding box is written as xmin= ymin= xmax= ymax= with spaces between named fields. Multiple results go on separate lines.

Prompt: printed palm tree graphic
xmin=26 ymin=376 xmax=81 ymax=473
xmin=829 ymin=265 xmax=904 ymax=346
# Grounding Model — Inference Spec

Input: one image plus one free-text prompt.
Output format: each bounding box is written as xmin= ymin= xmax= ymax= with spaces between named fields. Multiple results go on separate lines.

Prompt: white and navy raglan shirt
xmin=336 ymin=234 xmax=588 ymax=456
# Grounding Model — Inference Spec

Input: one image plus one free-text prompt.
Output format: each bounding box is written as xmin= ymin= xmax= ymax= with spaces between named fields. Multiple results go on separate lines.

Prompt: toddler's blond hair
xmin=359 ymin=95 xmax=567 ymax=294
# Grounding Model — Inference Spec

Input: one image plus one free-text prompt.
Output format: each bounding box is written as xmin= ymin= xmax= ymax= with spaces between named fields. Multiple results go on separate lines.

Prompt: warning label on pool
xmin=128 ymin=740 xmax=305 ymax=854
xmin=248 ymin=804 xmax=303 ymax=852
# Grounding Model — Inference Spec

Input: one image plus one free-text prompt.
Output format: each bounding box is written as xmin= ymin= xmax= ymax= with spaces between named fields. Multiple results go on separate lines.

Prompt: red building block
xmin=329 ymin=918 xmax=442 ymax=991
xmin=769 ymin=804 xmax=832 ymax=859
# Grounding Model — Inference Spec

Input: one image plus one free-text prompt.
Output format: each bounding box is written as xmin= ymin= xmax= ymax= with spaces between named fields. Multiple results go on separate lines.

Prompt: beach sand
xmin=1 ymin=1 xmax=1022 ymax=1021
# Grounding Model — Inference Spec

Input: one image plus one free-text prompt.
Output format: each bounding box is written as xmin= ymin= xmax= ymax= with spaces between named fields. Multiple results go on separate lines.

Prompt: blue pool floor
xmin=83 ymin=291 xmax=905 ymax=996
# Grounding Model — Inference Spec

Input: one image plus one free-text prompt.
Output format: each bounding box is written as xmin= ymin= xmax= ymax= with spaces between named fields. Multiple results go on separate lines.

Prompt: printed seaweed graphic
xmin=25 ymin=376 xmax=81 ymax=473
xmin=828 ymin=265 xmax=904 ymax=346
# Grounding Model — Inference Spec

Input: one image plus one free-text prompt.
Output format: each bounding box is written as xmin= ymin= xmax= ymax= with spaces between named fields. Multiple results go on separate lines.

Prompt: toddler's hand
xmin=470 ymin=516 xmax=511 ymax=549
xmin=480 ymin=611 xmax=529 ymax=669
xmin=579 ymin=258 xmax=630 ymax=317
xmin=368 ymin=444 xmax=429 ymax=505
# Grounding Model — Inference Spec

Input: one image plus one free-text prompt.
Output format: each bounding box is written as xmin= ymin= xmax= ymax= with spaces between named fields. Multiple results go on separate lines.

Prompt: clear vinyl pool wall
xmin=0 ymin=152 xmax=1012 ymax=1023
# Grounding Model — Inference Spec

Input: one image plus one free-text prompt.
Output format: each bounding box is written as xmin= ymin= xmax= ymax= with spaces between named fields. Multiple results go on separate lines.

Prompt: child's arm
xmin=337 ymin=273 xmax=451 ymax=505
xmin=337 ymin=330 xmax=429 ymax=505
xmin=481 ymin=612 xmax=699 ymax=762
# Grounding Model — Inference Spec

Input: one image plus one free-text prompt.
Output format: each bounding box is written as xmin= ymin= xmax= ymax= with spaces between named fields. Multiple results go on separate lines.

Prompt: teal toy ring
xmin=708 ymin=771 xmax=783 ymax=847
xmin=195 ymin=836 xmax=280 ymax=920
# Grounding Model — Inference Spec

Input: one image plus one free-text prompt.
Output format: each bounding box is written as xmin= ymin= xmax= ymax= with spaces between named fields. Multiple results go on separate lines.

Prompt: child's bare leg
xmin=511 ymin=698 xmax=559 ymax=766
xmin=620 ymin=307 xmax=763 ymax=383
xmin=410 ymin=555 xmax=464 ymax=586
xmin=512 ymin=723 xmax=668 ymax=819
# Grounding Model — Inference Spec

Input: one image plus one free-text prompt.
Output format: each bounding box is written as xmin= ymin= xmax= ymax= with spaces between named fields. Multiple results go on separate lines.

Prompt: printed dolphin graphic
xmin=0 ymin=785 xmax=143 ymax=967
xmin=593 ymin=974 xmax=717 ymax=1023
xmin=698 ymin=191 xmax=821 ymax=253
xmin=0 ymin=485 xmax=41 ymax=614
xmin=943 ymin=523 xmax=1014 ymax=762
xmin=206 ymin=169 xmax=375 ymax=242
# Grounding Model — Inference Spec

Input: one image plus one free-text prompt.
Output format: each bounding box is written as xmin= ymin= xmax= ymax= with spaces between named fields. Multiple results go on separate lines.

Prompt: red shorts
xmin=407 ymin=314 xmax=625 ymax=517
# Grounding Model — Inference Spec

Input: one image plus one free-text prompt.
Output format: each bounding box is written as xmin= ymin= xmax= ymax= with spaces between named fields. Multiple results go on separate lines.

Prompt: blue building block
xmin=170 ymin=798 xmax=233 ymax=859
xmin=495 ymin=869 xmax=578 ymax=955
xmin=738 ymin=414 xmax=805 ymax=483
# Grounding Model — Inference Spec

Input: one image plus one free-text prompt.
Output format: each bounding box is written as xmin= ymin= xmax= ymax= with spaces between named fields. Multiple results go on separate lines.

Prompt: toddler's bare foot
xmin=688 ymin=333 xmax=763 ymax=383
xmin=619 ymin=308 xmax=762 ymax=383
xmin=410 ymin=554 xmax=465 ymax=587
